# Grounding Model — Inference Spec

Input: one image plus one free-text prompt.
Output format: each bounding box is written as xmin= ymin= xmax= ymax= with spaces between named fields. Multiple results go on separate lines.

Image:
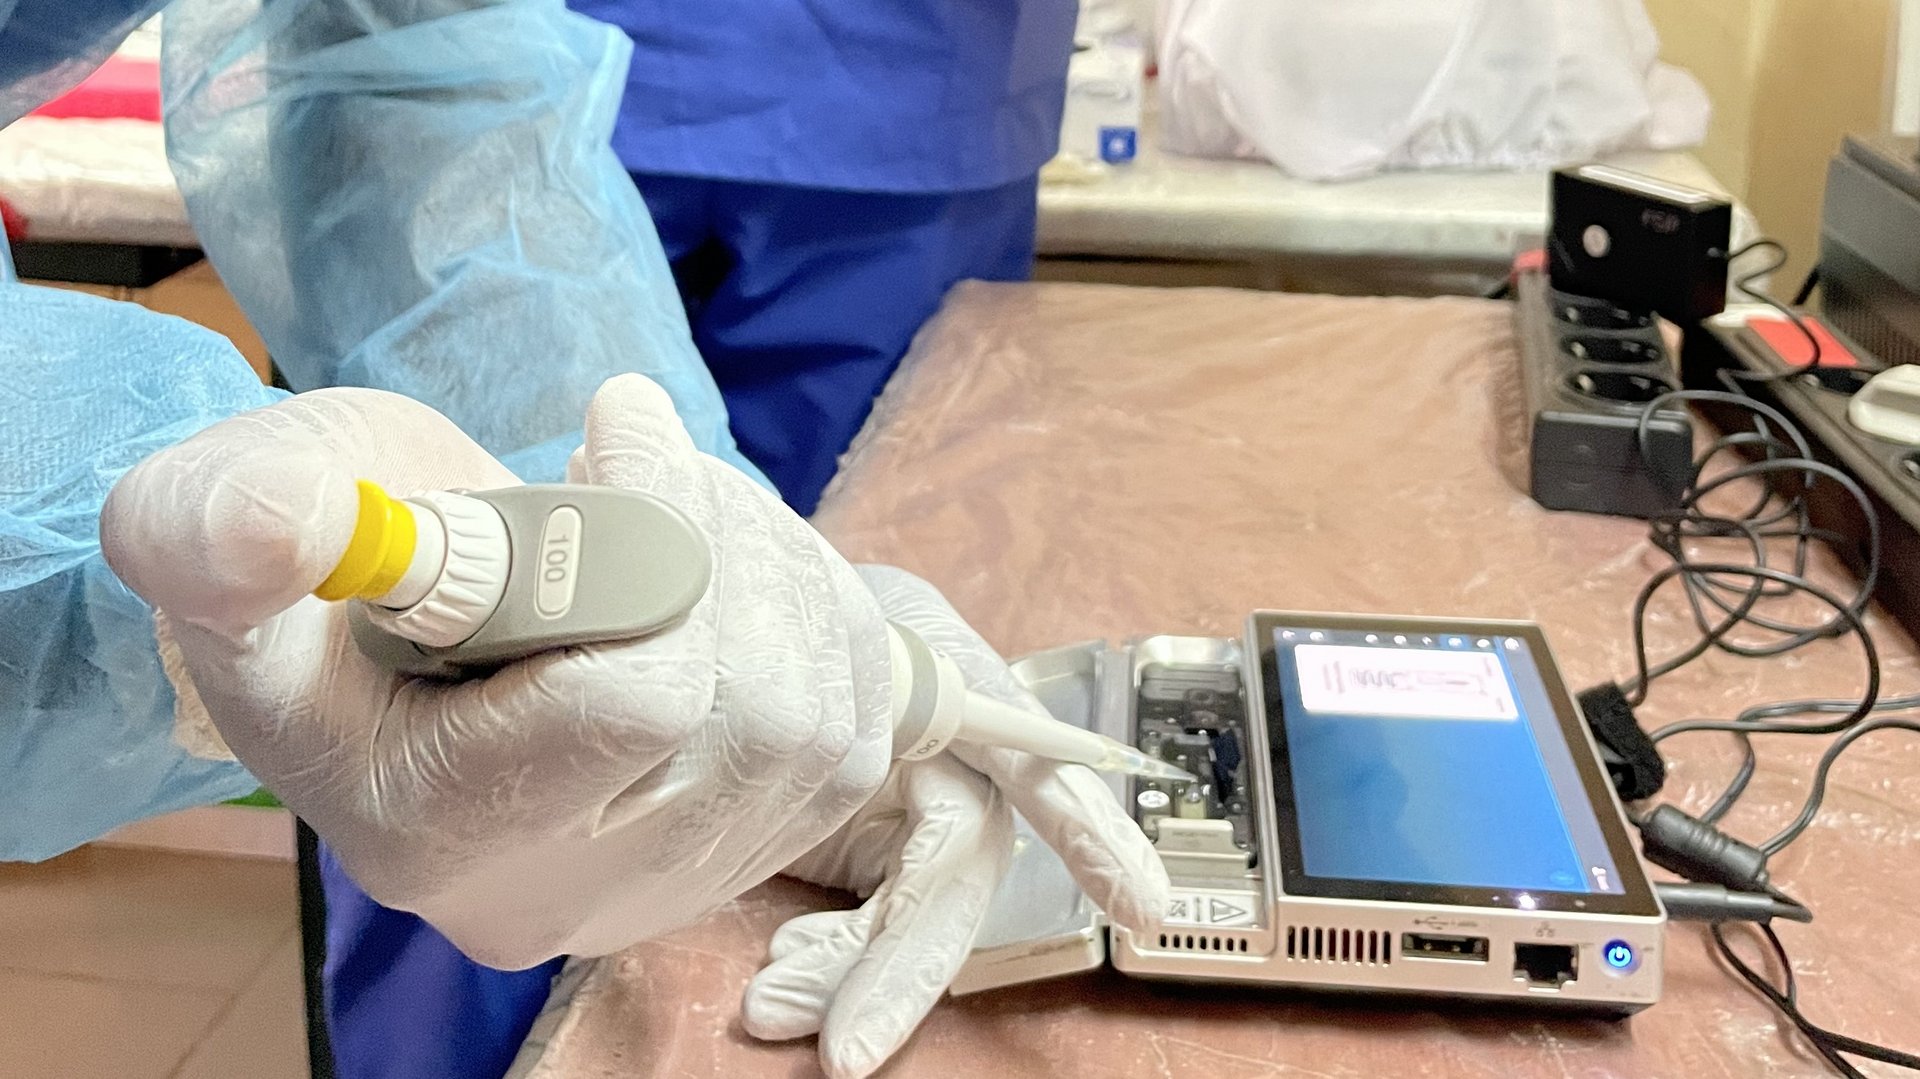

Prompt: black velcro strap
xmin=1578 ymin=682 xmax=1666 ymax=800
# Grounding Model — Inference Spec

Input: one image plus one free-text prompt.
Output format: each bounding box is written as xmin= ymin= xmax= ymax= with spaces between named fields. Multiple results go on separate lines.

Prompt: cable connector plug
xmin=1638 ymin=804 xmax=1771 ymax=891
xmin=1657 ymin=882 xmax=1810 ymax=924
xmin=1579 ymin=682 xmax=1666 ymax=799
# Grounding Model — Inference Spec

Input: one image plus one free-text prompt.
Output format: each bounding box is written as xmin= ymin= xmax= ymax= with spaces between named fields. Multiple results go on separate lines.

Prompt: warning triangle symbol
xmin=1208 ymin=898 xmax=1249 ymax=924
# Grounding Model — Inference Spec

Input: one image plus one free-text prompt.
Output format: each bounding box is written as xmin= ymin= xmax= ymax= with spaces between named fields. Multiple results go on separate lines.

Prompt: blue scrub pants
xmin=313 ymin=175 xmax=1039 ymax=1079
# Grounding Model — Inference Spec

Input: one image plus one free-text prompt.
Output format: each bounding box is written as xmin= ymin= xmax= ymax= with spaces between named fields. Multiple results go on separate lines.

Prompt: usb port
xmin=1401 ymin=933 xmax=1490 ymax=962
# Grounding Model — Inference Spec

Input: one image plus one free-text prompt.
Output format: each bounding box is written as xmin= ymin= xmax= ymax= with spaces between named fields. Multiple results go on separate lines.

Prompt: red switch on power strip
xmin=1747 ymin=315 xmax=1860 ymax=368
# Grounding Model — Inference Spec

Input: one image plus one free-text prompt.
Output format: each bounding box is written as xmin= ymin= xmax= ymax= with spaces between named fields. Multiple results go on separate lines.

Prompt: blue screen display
xmin=1275 ymin=628 xmax=1624 ymax=895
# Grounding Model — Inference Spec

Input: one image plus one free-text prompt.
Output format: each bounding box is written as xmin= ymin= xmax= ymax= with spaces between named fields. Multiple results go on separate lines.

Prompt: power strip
xmin=1513 ymin=269 xmax=1693 ymax=517
xmin=1689 ymin=313 xmax=1919 ymax=635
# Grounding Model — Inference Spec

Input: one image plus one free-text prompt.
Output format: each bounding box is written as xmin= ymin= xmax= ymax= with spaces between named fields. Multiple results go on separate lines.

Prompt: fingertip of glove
xmin=850 ymin=563 xmax=918 ymax=600
xmin=587 ymin=375 xmax=694 ymax=446
xmin=1104 ymin=872 xmax=1172 ymax=935
xmin=103 ymin=443 xmax=356 ymax=621
xmin=1110 ymin=824 xmax=1174 ymax=934
xmin=740 ymin=979 xmax=827 ymax=1042
xmin=820 ymin=1026 xmax=894 ymax=1079
xmin=596 ymin=371 xmax=672 ymax=405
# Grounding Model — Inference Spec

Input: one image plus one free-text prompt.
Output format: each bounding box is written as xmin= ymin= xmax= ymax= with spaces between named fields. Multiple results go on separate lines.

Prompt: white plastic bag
xmin=1156 ymin=0 xmax=1710 ymax=180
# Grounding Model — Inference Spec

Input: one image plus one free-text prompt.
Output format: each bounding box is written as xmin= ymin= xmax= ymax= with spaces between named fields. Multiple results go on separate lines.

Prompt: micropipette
xmin=312 ymin=481 xmax=1199 ymax=784
xmin=885 ymin=620 xmax=1198 ymax=782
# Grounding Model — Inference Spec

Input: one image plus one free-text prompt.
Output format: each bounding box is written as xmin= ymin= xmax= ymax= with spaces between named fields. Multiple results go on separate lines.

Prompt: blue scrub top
xmin=567 ymin=0 xmax=1077 ymax=193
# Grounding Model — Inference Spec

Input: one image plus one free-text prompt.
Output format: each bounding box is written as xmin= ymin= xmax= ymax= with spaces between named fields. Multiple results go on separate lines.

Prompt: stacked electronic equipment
xmin=1506 ymin=163 xmax=1919 ymax=1076
xmin=1497 ymin=161 xmax=1920 ymax=1075
xmin=1691 ymin=133 xmax=1920 ymax=643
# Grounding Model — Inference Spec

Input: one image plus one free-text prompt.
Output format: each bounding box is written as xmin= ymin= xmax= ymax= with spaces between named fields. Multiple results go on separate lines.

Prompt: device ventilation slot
xmin=1155 ymin=933 xmax=1251 ymax=954
xmin=1829 ymin=282 xmax=1920 ymax=370
xmin=1283 ymin=926 xmax=1392 ymax=965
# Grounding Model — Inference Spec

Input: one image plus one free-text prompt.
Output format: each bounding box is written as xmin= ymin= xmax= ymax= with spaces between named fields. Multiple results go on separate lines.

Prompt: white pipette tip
xmin=1096 ymin=744 xmax=1202 ymax=784
xmin=940 ymin=685 xmax=1202 ymax=783
xmin=886 ymin=623 xmax=1204 ymax=782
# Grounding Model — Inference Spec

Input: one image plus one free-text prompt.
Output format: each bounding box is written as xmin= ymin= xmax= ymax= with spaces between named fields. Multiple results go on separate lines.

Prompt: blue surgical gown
xmin=3 ymin=2 xmax=1072 ymax=1077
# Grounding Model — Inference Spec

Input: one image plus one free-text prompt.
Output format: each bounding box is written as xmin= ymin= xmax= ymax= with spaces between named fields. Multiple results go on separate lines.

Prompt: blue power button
xmin=1603 ymin=940 xmax=1636 ymax=970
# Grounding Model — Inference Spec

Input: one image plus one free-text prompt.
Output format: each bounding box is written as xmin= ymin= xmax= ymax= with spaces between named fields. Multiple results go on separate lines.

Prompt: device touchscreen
xmin=1258 ymin=617 xmax=1654 ymax=914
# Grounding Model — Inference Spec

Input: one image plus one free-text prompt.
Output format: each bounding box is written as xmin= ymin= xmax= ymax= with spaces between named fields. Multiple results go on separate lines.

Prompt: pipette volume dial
xmin=368 ymin=491 xmax=512 ymax=646
xmin=316 ymin=481 xmax=712 ymax=678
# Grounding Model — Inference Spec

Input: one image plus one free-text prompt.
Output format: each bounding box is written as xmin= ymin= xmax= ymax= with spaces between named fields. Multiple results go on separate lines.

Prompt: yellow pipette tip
xmin=313 ymin=480 xmax=418 ymax=602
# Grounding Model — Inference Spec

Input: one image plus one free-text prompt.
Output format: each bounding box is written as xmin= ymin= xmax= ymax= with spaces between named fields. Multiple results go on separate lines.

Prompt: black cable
xmin=1702 ymin=691 xmax=1920 ymax=823
xmin=1633 ymin=393 xmax=1819 ymax=672
xmin=1638 ymin=389 xmax=1816 ymax=500
xmin=1648 ymin=507 xmax=1805 ymax=645
xmin=1793 ymin=265 xmax=1821 ymax=307
xmin=1636 ymin=565 xmax=1878 ymax=742
xmin=1712 ymin=923 xmax=1861 ymax=1077
xmin=1726 ymin=924 xmax=1861 ymax=1076
xmin=1622 ymin=521 xmax=1770 ymax=698
xmin=1719 ymin=239 xmax=1825 ymax=383
xmin=1757 ymin=525 xmax=1856 ymax=549
xmin=1736 ymin=690 xmax=1920 ymax=723
xmin=1622 ymin=385 xmax=1880 ymax=704
xmin=1623 ymin=380 xmax=1887 ymax=845
xmin=1627 ymin=507 xmax=1874 ymax=704
xmin=1759 ymin=718 xmax=1920 ymax=855
xmin=1658 ymin=881 xmax=1812 ymax=923
xmin=1606 ymin=334 xmax=1919 ymax=1078
xmin=1713 ymin=923 xmax=1920 ymax=1075
xmin=1763 ymin=883 xmax=1811 ymax=917
xmin=1674 ymin=457 xmax=1879 ymax=635
xmin=1695 ymin=429 xmax=1813 ymax=530
xmin=1660 ymin=446 xmax=1862 ymax=616
xmin=1700 ymin=732 xmax=1758 ymax=826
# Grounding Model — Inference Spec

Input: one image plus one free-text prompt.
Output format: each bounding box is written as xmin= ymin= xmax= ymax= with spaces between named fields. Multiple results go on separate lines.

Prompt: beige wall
xmin=1643 ymin=0 xmax=1897 ymax=285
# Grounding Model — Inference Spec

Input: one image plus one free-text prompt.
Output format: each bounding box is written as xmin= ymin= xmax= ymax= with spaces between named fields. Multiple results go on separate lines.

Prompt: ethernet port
xmin=1513 ymin=943 xmax=1578 ymax=989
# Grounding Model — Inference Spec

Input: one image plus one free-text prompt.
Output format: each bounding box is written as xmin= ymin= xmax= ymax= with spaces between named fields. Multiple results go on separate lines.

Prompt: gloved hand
xmin=742 ymin=565 xmax=1170 ymax=1079
xmin=99 ymin=374 xmax=895 ymax=968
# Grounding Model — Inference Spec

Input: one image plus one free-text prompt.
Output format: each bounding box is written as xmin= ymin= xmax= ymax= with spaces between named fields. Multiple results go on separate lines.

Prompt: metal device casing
xmin=954 ymin=616 xmax=1665 ymax=1013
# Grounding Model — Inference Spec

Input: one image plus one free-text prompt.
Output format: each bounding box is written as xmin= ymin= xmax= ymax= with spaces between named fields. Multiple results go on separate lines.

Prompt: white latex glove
xmin=99 ymin=375 xmax=894 ymax=968
xmin=742 ymin=565 xmax=1170 ymax=1079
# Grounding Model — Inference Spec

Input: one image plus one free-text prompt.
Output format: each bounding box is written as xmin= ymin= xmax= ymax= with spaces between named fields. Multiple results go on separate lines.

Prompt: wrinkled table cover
xmin=519 ymin=283 xmax=1920 ymax=1078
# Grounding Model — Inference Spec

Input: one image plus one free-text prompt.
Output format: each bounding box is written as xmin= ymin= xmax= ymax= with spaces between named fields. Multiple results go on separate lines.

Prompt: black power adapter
xmin=1548 ymin=165 xmax=1734 ymax=326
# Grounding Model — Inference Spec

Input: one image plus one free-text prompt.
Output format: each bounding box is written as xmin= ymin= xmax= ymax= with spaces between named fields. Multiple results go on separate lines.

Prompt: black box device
xmin=1548 ymin=165 xmax=1733 ymax=325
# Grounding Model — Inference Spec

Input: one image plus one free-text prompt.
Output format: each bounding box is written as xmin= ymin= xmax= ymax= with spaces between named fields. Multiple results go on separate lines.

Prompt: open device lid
xmin=949 ymin=640 xmax=1130 ymax=995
